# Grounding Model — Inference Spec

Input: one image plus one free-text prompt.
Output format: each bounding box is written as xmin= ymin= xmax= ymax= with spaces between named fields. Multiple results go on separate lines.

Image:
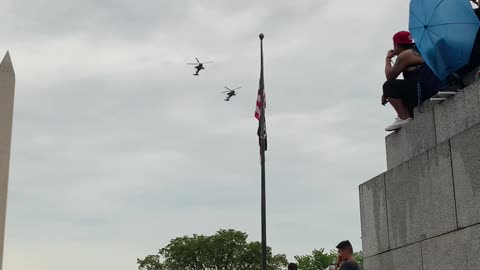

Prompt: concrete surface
xmin=422 ymin=224 xmax=480 ymax=270
xmin=450 ymin=124 xmax=480 ymax=228
xmin=385 ymin=102 xmax=436 ymax=170
xmin=385 ymin=142 xmax=457 ymax=249
xmin=359 ymin=173 xmax=389 ymax=257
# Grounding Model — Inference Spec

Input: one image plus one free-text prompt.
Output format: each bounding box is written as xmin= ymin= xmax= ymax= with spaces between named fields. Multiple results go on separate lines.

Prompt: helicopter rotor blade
xmin=224 ymin=86 xmax=232 ymax=91
xmin=186 ymin=63 xmax=197 ymax=65
xmin=221 ymin=91 xmax=229 ymax=93
xmin=203 ymin=61 xmax=214 ymax=64
xmin=196 ymin=57 xmax=200 ymax=63
xmin=232 ymin=87 xmax=242 ymax=91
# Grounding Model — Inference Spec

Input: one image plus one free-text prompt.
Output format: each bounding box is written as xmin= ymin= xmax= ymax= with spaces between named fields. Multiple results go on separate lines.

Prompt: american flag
xmin=254 ymin=87 xmax=265 ymax=120
xmin=255 ymin=56 xmax=267 ymax=152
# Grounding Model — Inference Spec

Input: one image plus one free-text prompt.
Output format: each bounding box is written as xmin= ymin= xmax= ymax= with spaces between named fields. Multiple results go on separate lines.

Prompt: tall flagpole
xmin=259 ymin=33 xmax=267 ymax=270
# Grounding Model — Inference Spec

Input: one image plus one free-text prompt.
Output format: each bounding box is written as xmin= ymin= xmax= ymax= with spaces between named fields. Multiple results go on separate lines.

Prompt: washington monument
xmin=0 ymin=52 xmax=15 ymax=270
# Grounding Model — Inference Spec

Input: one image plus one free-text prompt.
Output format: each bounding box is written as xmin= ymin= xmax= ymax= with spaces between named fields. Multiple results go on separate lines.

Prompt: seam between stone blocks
xmin=448 ymin=140 xmax=460 ymax=230
xmin=420 ymin=241 xmax=425 ymax=270
xmin=388 ymin=121 xmax=480 ymax=173
xmin=383 ymin=173 xmax=391 ymax=251
xmin=389 ymin=103 xmax=437 ymax=170
xmin=363 ymin=221 xmax=480 ymax=260
xmin=432 ymin=103 xmax=438 ymax=145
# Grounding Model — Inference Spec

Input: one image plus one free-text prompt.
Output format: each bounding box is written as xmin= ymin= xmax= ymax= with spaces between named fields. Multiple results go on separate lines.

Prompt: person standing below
xmin=333 ymin=240 xmax=360 ymax=270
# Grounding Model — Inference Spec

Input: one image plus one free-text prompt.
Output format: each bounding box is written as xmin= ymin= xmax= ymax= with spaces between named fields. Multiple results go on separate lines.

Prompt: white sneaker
xmin=437 ymin=90 xmax=458 ymax=97
xmin=385 ymin=117 xmax=413 ymax=131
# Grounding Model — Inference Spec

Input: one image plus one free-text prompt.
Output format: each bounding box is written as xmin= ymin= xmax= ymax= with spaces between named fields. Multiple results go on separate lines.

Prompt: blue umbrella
xmin=409 ymin=0 xmax=480 ymax=80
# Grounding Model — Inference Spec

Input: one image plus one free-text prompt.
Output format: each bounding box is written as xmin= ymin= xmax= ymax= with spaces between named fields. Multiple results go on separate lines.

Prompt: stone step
xmin=364 ymin=224 xmax=480 ymax=270
xmin=361 ymin=123 xmax=480 ymax=258
xmin=386 ymin=81 xmax=480 ymax=169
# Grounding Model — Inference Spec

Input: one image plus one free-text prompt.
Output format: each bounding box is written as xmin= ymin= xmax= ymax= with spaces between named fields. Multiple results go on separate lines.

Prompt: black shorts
xmin=383 ymin=79 xmax=419 ymax=109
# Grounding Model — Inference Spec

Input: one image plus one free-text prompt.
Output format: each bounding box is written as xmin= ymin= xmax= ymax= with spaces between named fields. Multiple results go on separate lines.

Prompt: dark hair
xmin=396 ymin=43 xmax=416 ymax=50
xmin=336 ymin=240 xmax=353 ymax=253
xmin=288 ymin=262 xmax=298 ymax=270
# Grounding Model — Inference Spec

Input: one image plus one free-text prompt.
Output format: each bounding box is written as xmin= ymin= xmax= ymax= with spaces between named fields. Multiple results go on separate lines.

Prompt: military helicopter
xmin=221 ymin=86 xmax=241 ymax=101
xmin=186 ymin=57 xmax=213 ymax=76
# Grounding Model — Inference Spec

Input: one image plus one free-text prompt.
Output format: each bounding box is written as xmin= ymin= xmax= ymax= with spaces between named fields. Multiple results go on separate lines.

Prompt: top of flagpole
xmin=259 ymin=33 xmax=264 ymax=40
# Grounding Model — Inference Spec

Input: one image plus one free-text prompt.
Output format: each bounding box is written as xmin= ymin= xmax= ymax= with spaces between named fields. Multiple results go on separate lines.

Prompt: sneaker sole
xmin=430 ymin=97 xmax=447 ymax=104
xmin=437 ymin=92 xmax=458 ymax=96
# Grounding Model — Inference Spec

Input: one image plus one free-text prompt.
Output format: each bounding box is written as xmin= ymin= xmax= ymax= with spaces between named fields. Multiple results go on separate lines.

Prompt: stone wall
xmin=360 ymin=79 xmax=480 ymax=269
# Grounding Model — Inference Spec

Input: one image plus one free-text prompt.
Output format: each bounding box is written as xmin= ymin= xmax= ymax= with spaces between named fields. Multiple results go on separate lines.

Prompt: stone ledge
xmin=422 ymin=224 xmax=480 ymax=270
xmin=433 ymin=81 xmax=480 ymax=144
xmin=363 ymin=242 xmax=422 ymax=270
xmin=385 ymin=79 xmax=480 ymax=170
xmin=450 ymin=123 xmax=480 ymax=228
xmin=385 ymin=101 xmax=436 ymax=170
xmin=359 ymin=173 xmax=389 ymax=257
xmin=385 ymin=142 xmax=457 ymax=249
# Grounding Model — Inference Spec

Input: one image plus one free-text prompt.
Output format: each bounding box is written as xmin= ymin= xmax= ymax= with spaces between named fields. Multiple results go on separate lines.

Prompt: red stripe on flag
xmin=255 ymin=90 xmax=265 ymax=120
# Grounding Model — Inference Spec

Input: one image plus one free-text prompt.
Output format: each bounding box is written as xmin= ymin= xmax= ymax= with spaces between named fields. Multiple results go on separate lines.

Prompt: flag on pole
xmin=254 ymin=84 xmax=265 ymax=121
xmin=255 ymin=36 xmax=267 ymax=152
xmin=256 ymin=33 xmax=268 ymax=270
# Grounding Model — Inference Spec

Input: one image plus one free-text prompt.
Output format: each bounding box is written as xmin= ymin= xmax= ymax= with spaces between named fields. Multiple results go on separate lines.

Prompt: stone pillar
xmin=0 ymin=52 xmax=15 ymax=270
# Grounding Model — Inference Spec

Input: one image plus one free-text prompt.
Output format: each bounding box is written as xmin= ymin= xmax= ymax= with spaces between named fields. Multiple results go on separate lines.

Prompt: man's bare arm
xmin=385 ymin=50 xmax=424 ymax=80
xmin=385 ymin=55 xmax=407 ymax=80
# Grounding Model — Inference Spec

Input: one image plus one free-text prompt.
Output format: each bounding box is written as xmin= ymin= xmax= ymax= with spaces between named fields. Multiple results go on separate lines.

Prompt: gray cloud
xmin=2 ymin=0 xmax=410 ymax=269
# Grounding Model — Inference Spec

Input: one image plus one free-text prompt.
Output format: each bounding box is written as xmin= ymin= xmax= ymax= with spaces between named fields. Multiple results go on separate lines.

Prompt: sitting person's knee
xmin=383 ymin=80 xmax=395 ymax=96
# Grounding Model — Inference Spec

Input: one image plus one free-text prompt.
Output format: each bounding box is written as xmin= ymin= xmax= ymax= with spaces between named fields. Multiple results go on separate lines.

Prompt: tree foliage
xmin=353 ymin=251 xmax=363 ymax=267
xmin=294 ymin=249 xmax=364 ymax=270
xmin=137 ymin=229 xmax=288 ymax=270
xmin=294 ymin=248 xmax=336 ymax=270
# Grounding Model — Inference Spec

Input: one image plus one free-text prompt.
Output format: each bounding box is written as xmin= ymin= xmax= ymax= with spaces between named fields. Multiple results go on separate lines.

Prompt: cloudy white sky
xmin=2 ymin=0 xmax=410 ymax=269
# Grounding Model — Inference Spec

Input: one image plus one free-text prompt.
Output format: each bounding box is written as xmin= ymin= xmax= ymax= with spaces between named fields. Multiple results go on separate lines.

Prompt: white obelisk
xmin=0 ymin=52 xmax=15 ymax=270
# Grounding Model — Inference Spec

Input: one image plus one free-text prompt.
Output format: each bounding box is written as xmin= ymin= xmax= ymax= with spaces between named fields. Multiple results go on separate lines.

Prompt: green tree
xmin=294 ymin=249 xmax=364 ymax=270
xmin=294 ymin=248 xmax=336 ymax=270
xmin=137 ymin=229 xmax=288 ymax=270
xmin=137 ymin=255 xmax=163 ymax=270
xmin=353 ymin=251 xmax=363 ymax=268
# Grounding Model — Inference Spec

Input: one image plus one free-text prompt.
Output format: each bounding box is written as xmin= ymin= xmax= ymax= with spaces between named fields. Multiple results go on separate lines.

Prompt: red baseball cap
xmin=393 ymin=31 xmax=414 ymax=44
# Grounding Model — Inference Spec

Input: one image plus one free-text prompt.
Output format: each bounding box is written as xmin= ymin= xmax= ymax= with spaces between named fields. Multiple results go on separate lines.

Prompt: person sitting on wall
xmin=382 ymin=31 xmax=440 ymax=131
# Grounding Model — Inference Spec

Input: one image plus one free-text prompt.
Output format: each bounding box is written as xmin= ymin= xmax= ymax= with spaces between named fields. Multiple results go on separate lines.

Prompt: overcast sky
xmin=2 ymin=0 xmax=410 ymax=269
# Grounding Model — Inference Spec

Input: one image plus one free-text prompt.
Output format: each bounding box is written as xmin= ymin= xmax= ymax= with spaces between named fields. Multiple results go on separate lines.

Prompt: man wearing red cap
xmin=382 ymin=31 xmax=438 ymax=131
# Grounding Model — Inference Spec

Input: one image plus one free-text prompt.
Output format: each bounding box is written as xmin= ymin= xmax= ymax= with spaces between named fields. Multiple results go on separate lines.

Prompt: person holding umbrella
xmin=382 ymin=31 xmax=440 ymax=131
